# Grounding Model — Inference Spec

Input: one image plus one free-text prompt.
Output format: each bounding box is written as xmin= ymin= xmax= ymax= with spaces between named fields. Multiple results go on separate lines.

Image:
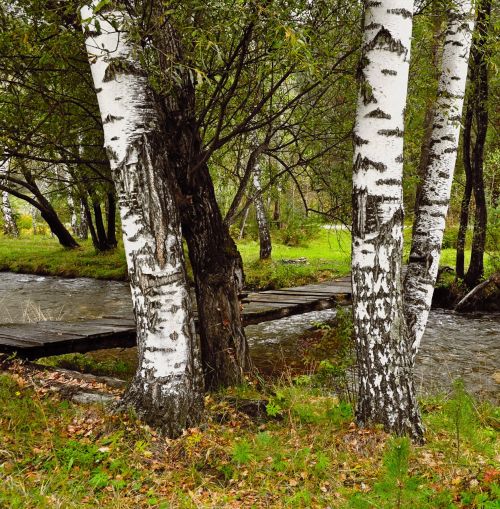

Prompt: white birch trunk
xmin=0 ymin=159 xmax=19 ymax=237
xmin=252 ymin=159 xmax=272 ymax=260
xmin=404 ymin=2 xmax=474 ymax=355
xmin=81 ymin=2 xmax=203 ymax=436
xmin=78 ymin=198 xmax=88 ymax=240
xmin=351 ymin=0 xmax=423 ymax=439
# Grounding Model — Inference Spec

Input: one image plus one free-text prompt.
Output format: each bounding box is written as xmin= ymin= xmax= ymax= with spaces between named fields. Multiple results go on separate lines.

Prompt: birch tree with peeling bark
xmin=351 ymin=0 xmax=423 ymax=440
xmin=81 ymin=2 xmax=204 ymax=437
xmin=404 ymin=0 xmax=474 ymax=354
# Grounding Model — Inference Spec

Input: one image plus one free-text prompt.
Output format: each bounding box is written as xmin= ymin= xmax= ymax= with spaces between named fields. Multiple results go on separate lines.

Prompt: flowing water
xmin=0 ymin=272 xmax=498 ymax=402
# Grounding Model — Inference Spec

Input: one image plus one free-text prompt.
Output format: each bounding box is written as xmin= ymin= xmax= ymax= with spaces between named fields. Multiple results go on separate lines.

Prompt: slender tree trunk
xmin=154 ymin=18 xmax=251 ymax=390
xmin=456 ymin=103 xmax=473 ymax=279
xmin=82 ymin=196 xmax=100 ymax=249
xmin=82 ymin=2 xmax=204 ymax=436
xmin=67 ymin=191 xmax=79 ymax=235
xmin=413 ymin=15 xmax=444 ymax=218
xmin=352 ymin=0 xmax=423 ymax=440
xmin=252 ymin=156 xmax=272 ymax=260
xmin=0 ymin=160 xmax=19 ymax=237
xmin=91 ymin=195 xmax=111 ymax=250
xmin=238 ymin=206 xmax=250 ymax=239
xmin=78 ymin=198 xmax=88 ymax=240
xmin=404 ymin=1 xmax=474 ymax=354
xmin=465 ymin=0 xmax=491 ymax=288
xmin=273 ymin=194 xmax=282 ymax=229
xmin=31 ymin=205 xmax=37 ymax=235
xmin=106 ymin=191 xmax=118 ymax=247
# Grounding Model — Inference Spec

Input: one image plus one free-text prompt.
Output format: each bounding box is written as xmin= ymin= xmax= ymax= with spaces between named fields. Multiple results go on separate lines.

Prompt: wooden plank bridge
xmin=0 ymin=276 xmax=352 ymax=360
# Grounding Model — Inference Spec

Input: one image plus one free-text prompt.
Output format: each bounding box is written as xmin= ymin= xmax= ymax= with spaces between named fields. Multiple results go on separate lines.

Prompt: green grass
xmin=0 ymin=369 xmax=498 ymax=508
xmin=0 ymin=229 xmax=352 ymax=289
xmin=0 ymin=226 xmax=497 ymax=290
xmin=239 ymin=228 xmax=351 ymax=289
xmin=0 ymin=235 xmax=127 ymax=280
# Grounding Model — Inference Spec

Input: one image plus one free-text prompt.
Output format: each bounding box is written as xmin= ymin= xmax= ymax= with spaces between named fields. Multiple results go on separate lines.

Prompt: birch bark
xmin=81 ymin=2 xmax=203 ymax=436
xmin=252 ymin=156 xmax=272 ymax=260
xmin=352 ymin=0 xmax=423 ymax=439
xmin=404 ymin=1 xmax=474 ymax=354
xmin=0 ymin=159 xmax=19 ymax=237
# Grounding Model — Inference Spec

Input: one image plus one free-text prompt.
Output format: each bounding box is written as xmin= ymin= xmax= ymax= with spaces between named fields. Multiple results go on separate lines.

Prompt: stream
xmin=0 ymin=272 xmax=498 ymax=403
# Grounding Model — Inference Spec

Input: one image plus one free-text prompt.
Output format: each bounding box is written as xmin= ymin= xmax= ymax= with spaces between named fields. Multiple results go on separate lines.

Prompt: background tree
xmin=404 ymin=0 xmax=475 ymax=353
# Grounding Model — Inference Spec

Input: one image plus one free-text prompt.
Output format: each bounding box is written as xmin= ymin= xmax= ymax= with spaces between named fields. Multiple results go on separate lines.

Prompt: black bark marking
xmin=103 ymin=57 xmax=144 ymax=82
xmin=378 ymin=127 xmax=404 ymax=137
xmin=395 ymin=154 xmax=404 ymax=163
xmin=365 ymin=22 xmax=382 ymax=30
xmin=355 ymin=155 xmax=387 ymax=172
xmin=103 ymin=114 xmax=124 ymax=124
xmin=381 ymin=69 xmax=397 ymax=75
xmin=387 ymin=8 xmax=412 ymax=18
xmin=353 ymin=134 xmax=369 ymax=146
xmin=366 ymin=27 xmax=407 ymax=56
xmin=444 ymin=147 xmax=458 ymax=153
xmin=420 ymin=196 xmax=449 ymax=206
xmin=376 ymin=178 xmax=400 ymax=185
xmin=365 ymin=108 xmax=391 ymax=119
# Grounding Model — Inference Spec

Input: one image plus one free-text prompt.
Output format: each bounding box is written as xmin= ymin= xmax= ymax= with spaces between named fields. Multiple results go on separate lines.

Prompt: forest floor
xmin=0 ymin=228 xmax=494 ymax=290
xmin=0 ymin=354 xmax=498 ymax=509
xmin=2 ymin=313 xmax=499 ymax=508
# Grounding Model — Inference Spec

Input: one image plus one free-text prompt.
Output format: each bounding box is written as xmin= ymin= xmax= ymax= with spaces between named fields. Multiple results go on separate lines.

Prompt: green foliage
xmin=305 ymin=307 xmax=356 ymax=401
xmin=446 ymin=379 xmax=478 ymax=459
xmin=277 ymin=217 xmax=322 ymax=247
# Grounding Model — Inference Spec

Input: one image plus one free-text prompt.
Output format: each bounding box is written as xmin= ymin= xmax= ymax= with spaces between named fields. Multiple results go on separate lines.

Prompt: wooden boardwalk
xmin=0 ymin=277 xmax=352 ymax=359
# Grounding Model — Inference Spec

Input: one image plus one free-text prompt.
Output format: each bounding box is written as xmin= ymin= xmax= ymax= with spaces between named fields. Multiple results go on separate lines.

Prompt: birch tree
xmin=81 ymin=2 xmax=204 ymax=437
xmin=404 ymin=0 xmax=475 ymax=353
xmin=351 ymin=0 xmax=423 ymax=440
xmin=0 ymin=158 xmax=19 ymax=237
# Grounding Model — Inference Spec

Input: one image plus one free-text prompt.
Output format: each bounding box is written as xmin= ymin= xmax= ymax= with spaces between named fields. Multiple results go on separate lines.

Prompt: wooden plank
xmin=0 ymin=336 xmax=41 ymax=348
xmin=0 ymin=276 xmax=354 ymax=358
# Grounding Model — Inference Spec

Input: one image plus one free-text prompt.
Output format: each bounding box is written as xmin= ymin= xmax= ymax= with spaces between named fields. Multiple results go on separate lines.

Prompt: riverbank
xmin=0 ymin=230 xmax=492 ymax=291
xmin=0 ymin=231 xmax=351 ymax=289
xmin=0 ymin=357 xmax=498 ymax=508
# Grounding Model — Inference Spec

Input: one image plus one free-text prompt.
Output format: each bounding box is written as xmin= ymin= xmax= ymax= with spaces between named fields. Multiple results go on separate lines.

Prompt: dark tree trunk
xmin=465 ymin=0 xmax=491 ymax=288
xmin=82 ymin=197 xmax=100 ymax=250
xmin=456 ymin=104 xmax=473 ymax=279
xmin=92 ymin=196 xmax=110 ymax=249
xmin=106 ymin=191 xmax=117 ymax=247
xmin=155 ymin=21 xmax=251 ymax=389
xmin=23 ymin=171 xmax=79 ymax=248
